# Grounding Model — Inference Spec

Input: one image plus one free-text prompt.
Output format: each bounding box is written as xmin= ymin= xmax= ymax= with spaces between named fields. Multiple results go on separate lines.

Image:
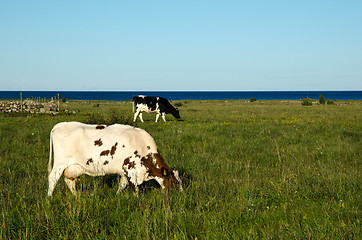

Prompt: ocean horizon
xmin=0 ymin=91 xmax=361 ymax=101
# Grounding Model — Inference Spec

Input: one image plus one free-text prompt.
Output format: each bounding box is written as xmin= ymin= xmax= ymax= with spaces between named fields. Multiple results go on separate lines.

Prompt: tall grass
xmin=0 ymin=100 xmax=360 ymax=239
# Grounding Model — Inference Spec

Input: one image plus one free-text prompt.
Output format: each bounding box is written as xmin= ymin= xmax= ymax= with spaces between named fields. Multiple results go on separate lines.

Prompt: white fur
xmin=133 ymin=103 xmax=167 ymax=122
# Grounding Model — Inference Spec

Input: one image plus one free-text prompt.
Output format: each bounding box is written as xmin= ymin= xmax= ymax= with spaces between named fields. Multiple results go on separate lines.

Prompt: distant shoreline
xmin=1 ymin=91 xmax=361 ymax=101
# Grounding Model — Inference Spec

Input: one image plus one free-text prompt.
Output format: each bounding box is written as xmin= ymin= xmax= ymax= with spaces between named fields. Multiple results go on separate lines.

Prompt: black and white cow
xmin=47 ymin=122 xmax=182 ymax=196
xmin=133 ymin=95 xmax=181 ymax=122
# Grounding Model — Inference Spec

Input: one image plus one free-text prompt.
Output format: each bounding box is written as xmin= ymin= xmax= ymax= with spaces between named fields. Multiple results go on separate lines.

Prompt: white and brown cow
xmin=47 ymin=122 xmax=182 ymax=196
xmin=133 ymin=95 xmax=181 ymax=122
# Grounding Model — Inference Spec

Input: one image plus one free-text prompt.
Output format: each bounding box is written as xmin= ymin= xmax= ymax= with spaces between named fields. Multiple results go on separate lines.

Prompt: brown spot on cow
xmin=122 ymin=163 xmax=136 ymax=192
xmin=141 ymin=153 xmax=169 ymax=178
xmin=111 ymin=142 xmax=118 ymax=156
xmin=86 ymin=158 xmax=93 ymax=165
xmin=122 ymin=145 xmax=125 ymax=148
xmin=147 ymin=146 xmax=151 ymax=150
xmin=123 ymin=157 xmax=136 ymax=169
xmin=96 ymin=125 xmax=105 ymax=130
xmin=124 ymin=157 xmax=130 ymax=165
xmin=141 ymin=152 xmax=179 ymax=189
xmin=126 ymin=176 xmax=136 ymax=191
xmin=100 ymin=150 xmax=110 ymax=156
xmin=134 ymin=150 xmax=141 ymax=158
xmin=129 ymin=161 xmax=136 ymax=169
xmin=94 ymin=138 xmax=103 ymax=146
xmin=104 ymin=160 xmax=109 ymax=165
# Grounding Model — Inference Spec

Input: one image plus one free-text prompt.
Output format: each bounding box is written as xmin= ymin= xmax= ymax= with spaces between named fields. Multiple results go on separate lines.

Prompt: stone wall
xmin=0 ymin=100 xmax=59 ymax=114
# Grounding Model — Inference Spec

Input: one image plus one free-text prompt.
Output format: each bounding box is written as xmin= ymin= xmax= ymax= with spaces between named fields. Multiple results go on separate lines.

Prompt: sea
xmin=0 ymin=91 xmax=361 ymax=101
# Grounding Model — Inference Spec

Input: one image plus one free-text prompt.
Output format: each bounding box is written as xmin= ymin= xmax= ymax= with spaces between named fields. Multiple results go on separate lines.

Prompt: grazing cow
xmin=133 ymin=95 xmax=181 ymax=122
xmin=47 ymin=122 xmax=182 ymax=196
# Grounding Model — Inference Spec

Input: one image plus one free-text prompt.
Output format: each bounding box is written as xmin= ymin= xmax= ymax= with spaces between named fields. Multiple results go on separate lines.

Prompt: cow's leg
xmin=128 ymin=173 xmax=139 ymax=195
xmin=64 ymin=178 xmax=77 ymax=195
xmin=48 ymin=166 xmax=65 ymax=196
xmin=63 ymin=164 xmax=84 ymax=195
xmin=155 ymin=113 xmax=160 ymax=122
xmin=133 ymin=110 xmax=140 ymax=122
xmin=117 ymin=176 xmax=128 ymax=194
xmin=139 ymin=113 xmax=144 ymax=122
xmin=161 ymin=112 xmax=166 ymax=122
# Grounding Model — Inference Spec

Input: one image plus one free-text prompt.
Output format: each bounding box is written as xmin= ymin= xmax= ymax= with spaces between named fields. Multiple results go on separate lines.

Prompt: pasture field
xmin=0 ymin=99 xmax=361 ymax=239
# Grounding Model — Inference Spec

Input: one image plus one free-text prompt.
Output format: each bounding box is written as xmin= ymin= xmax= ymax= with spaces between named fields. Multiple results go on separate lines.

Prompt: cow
xmin=47 ymin=122 xmax=182 ymax=196
xmin=133 ymin=95 xmax=181 ymax=122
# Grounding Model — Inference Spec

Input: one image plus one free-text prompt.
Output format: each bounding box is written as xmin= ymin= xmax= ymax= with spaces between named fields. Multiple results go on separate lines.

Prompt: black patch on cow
xmin=86 ymin=158 xmax=93 ymax=165
xmin=100 ymin=150 xmax=110 ymax=156
xmin=94 ymin=138 xmax=103 ymax=146
xmin=104 ymin=160 xmax=109 ymax=165
xmin=111 ymin=142 xmax=118 ymax=156
xmin=133 ymin=96 xmax=158 ymax=111
xmin=158 ymin=97 xmax=179 ymax=116
xmin=96 ymin=125 xmax=105 ymax=130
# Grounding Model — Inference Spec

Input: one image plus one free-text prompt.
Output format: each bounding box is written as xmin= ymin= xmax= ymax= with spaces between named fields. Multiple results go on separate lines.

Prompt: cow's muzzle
xmin=172 ymin=170 xmax=183 ymax=191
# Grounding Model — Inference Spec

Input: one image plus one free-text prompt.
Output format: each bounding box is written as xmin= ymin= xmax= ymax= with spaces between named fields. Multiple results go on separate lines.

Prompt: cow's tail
xmin=48 ymin=130 xmax=53 ymax=174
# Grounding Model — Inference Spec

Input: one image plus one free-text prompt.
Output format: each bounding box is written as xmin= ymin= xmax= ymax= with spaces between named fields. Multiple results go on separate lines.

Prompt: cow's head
xmin=141 ymin=153 xmax=182 ymax=191
xmin=159 ymin=167 xmax=183 ymax=191
xmin=171 ymin=108 xmax=181 ymax=120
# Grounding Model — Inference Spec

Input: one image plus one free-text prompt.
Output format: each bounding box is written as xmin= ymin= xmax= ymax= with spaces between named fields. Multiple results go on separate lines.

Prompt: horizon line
xmin=2 ymin=89 xmax=361 ymax=92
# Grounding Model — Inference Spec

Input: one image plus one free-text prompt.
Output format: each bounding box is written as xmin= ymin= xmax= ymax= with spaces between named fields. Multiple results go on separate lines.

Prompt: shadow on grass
xmin=101 ymin=168 xmax=193 ymax=193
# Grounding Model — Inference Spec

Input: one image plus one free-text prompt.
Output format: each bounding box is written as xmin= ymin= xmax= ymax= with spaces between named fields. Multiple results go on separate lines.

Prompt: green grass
xmin=1 ymin=99 xmax=361 ymax=239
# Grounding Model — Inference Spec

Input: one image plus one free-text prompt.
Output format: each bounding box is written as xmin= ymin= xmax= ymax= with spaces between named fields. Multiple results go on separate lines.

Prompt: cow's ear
xmin=161 ymin=167 xmax=169 ymax=177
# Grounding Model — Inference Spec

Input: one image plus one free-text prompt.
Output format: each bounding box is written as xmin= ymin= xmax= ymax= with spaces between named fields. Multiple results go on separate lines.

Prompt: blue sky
xmin=1 ymin=1 xmax=361 ymax=91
